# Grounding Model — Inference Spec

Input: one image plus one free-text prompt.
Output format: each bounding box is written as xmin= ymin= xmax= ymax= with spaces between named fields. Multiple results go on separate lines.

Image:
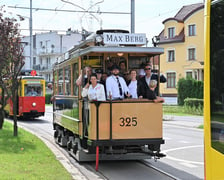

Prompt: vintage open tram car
xmin=52 ymin=30 xmax=165 ymax=168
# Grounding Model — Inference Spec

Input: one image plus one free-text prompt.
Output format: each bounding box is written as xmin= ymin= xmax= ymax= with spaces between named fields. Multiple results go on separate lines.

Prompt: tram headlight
xmin=32 ymin=102 xmax=36 ymax=107
xmin=95 ymin=35 xmax=103 ymax=43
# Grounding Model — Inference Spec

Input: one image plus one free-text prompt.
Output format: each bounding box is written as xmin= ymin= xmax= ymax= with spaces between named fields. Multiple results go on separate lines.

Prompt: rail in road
xmin=6 ymin=105 xmax=201 ymax=180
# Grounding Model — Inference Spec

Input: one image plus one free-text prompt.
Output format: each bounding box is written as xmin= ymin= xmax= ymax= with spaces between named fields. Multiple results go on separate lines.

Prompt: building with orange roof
xmin=156 ymin=3 xmax=204 ymax=97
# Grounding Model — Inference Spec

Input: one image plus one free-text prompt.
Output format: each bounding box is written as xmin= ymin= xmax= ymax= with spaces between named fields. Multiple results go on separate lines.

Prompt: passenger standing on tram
xmin=95 ymin=69 xmax=103 ymax=83
xmin=137 ymin=64 xmax=166 ymax=98
xmin=106 ymin=64 xmax=131 ymax=100
xmin=81 ymin=73 xmax=106 ymax=101
xmin=119 ymin=61 xmax=127 ymax=78
xmin=76 ymin=66 xmax=92 ymax=86
xmin=127 ymin=69 xmax=138 ymax=99
xmin=100 ymin=72 xmax=108 ymax=98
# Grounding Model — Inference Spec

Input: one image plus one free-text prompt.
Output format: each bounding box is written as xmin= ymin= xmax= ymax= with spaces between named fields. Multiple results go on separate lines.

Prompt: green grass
xmin=163 ymin=105 xmax=204 ymax=129
xmin=0 ymin=121 xmax=72 ymax=180
xmin=163 ymin=105 xmax=203 ymax=116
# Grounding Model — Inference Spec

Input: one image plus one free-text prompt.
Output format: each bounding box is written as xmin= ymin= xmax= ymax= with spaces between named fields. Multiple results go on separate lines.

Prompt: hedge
xmin=177 ymin=78 xmax=203 ymax=105
xmin=45 ymin=94 xmax=52 ymax=104
xmin=184 ymin=98 xmax=203 ymax=115
xmin=184 ymin=98 xmax=203 ymax=108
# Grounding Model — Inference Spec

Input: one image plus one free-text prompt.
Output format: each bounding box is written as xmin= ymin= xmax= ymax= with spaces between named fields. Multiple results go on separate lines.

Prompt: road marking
xmin=162 ymin=145 xmax=204 ymax=165
xmin=179 ymin=140 xmax=190 ymax=144
xmin=180 ymin=162 xmax=198 ymax=168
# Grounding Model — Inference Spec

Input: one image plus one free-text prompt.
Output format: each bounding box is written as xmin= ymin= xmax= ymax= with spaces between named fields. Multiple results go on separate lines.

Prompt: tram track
xmin=140 ymin=160 xmax=179 ymax=180
xmin=7 ymin=107 xmax=179 ymax=180
xmin=16 ymin=118 xmax=178 ymax=180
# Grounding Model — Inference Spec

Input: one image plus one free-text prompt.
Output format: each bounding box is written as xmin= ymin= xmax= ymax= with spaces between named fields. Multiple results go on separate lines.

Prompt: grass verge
xmin=0 ymin=121 xmax=72 ymax=180
xmin=163 ymin=105 xmax=203 ymax=116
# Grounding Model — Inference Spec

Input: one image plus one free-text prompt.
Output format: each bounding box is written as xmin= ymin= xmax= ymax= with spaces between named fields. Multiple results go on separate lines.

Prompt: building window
xmin=168 ymin=50 xmax=175 ymax=62
xmin=33 ymin=57 xmax=36 ymax=65
xmin=188 ymin=48 xmax=196 ymax=60
xmin=168 ymin=27 xmax=175 ymax=38
xmin=188 ymin=24 xmax=196 ymax=36
xmin=167 ymin=72 xmax=176 ymax=88
xmin=186 ymin=71 xmax=192 ymax=78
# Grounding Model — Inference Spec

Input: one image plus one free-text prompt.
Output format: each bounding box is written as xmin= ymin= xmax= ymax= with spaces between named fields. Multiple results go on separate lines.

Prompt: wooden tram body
xmin=5 ymin=74 xmax=45 ymax=118
xmin=52 ymin=30 xmax=165 ymax=164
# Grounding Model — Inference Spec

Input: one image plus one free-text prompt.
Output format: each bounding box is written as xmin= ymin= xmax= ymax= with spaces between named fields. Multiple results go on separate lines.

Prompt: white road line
xmin=163 ymin=145 xmax=203 ymax=153
xmin=179 ymin=140 xmax=190 ymax=144
xmin=180 ymin=162 xmax=198 ymax=168
xmin=162 ymin=145 xmax=204 ymax=165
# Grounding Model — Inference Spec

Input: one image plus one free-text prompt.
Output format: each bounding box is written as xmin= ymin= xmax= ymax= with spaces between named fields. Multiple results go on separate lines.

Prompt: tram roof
xmin=70 ymin=46 xmax=164 ymax=59
xmin=20 ymin=76 xmax=45 ymax=80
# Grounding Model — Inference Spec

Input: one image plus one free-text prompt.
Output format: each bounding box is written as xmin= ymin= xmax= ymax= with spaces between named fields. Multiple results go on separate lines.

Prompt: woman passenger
xmin=127 ymin=69 xmax=138 ymax=99
xmin=81 ymin=73 xmax=106 ymax=101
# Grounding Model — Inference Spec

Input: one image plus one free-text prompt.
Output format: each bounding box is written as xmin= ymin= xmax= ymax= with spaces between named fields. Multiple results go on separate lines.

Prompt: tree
xmin=0 ymin=6 xmax=25 ymax=136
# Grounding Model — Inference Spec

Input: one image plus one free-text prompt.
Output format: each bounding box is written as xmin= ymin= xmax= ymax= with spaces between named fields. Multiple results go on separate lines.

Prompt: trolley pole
xmin=131 ymin=0 xmax=135 ymax=33
xmin=29 ymin=0 xmax=33 ymax=69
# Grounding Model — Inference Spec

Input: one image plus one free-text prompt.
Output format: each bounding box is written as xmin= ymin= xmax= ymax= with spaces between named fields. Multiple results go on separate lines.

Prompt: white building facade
xmin=22 ymin=30 xmax=82 ymax=82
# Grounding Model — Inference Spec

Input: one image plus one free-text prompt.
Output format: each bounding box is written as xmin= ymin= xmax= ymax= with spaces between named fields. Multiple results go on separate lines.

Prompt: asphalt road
xmin=10 ymin=106 xmax=204 ymax=180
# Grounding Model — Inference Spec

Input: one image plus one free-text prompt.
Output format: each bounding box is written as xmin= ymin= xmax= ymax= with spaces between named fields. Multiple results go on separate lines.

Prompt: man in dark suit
xmin=137 ymin=64 xmax=166 ymax=98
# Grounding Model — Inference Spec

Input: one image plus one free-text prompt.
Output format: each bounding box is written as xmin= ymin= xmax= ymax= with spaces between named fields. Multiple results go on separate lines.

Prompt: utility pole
xmin=131 ymin=0 xmax=135 ymax=33
xmin=30 ymin=0 xmax=33 ymax=69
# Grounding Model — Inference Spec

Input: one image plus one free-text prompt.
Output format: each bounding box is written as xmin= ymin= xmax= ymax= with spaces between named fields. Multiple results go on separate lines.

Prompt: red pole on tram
xmin=95 ymin=146 xmax=99 ymax=171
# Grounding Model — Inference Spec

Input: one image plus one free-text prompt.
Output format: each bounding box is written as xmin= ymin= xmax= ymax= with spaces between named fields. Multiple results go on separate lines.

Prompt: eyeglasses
xmin=144 ymin=68 xmax=151 ymax=70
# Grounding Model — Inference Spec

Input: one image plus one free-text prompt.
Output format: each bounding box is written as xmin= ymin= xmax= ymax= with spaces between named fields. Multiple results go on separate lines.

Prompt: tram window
xmin=82 ymin=56 xmax=103 ymax=69
xmin=64 ymin=66 xmax=71 ymax=95
xmin=58 ymin=69 xmax=63 ymax=95
xmin=128 ymin=56 xmax=149 ymax=69
xmin=105 ymin=56 xmax=126 ymax=73
xmin=53 ymin=71 xmax=58 ymax=95
xmin=210 ymin=1 xmax=224 ymax=154
xmin=73 ymin=63 xmax=79 ymax=96
xmin=25 ymin=84 xmax=43 ymax=96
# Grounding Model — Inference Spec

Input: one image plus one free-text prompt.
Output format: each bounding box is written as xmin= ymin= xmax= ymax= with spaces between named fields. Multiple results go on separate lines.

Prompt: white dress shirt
xmin=128 ymin=80 xmax=138 ymax=98
xmin=145 ymin=76 xmax=151 ymax=86
xmin=82 ymin=83 xmax=106 ymax=101
xmin=106 ymin=75 xmax=130 ymax=100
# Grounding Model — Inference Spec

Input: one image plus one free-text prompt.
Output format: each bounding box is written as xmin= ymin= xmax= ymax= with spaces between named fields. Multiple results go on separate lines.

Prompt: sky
xmin=0 ymin=0 xmax=203 ymax=45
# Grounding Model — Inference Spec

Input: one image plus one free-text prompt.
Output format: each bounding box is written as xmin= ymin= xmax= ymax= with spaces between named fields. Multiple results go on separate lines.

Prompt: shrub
xmin=184 ymin=98 xmax=204 ymax=115
xmin=177 ymin=78 xmax=203 ymax=105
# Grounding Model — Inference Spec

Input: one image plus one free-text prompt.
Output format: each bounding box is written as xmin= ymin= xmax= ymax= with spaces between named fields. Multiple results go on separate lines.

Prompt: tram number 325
xmin=119 ymin=117 xmax=137 ymax=127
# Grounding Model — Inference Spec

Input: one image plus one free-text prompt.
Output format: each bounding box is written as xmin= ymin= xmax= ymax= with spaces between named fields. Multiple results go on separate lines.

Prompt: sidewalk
xmin=163 ymin=114 xmax=204 ymax=128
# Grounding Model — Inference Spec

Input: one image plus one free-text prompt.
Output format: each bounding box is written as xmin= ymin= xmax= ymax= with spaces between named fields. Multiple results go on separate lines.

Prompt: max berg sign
xmin=103 ymin=33 xmax=146 ymax=45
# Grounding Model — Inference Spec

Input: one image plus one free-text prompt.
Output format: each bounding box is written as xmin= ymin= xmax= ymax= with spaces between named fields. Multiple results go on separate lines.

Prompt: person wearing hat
xmin=95 ymin=69 xmax=103 ymax=83
xmin=106 ymin=64 xmax=131 ymax=100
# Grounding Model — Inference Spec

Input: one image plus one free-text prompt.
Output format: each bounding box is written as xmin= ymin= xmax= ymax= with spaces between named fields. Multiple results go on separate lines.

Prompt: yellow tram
xmin=204 ymin=0 xmax=224 ymax=179
xmin=52 ymin=30 xmax=165 ymax=168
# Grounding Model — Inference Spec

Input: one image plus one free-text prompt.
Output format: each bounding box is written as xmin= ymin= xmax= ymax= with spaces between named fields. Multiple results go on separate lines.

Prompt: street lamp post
xmin=131 ymin=0 xmax=135 ymax=33
xmin=29 ymin=0 xmax=33 ymax=70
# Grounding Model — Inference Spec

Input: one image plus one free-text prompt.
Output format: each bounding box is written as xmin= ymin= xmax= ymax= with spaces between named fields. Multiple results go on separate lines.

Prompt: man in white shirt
xmin=106 ymin=64 xmax=131 ymax=100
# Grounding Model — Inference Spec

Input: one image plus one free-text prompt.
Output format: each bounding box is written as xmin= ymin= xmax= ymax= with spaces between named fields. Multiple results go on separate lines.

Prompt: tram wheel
xmin=72 ymin=142 xmax=78 ymax=154
xmin=54 ymin=130 xmax=59 ymax=140
xmin=67 ymin=140 xmax=72 ymax=151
